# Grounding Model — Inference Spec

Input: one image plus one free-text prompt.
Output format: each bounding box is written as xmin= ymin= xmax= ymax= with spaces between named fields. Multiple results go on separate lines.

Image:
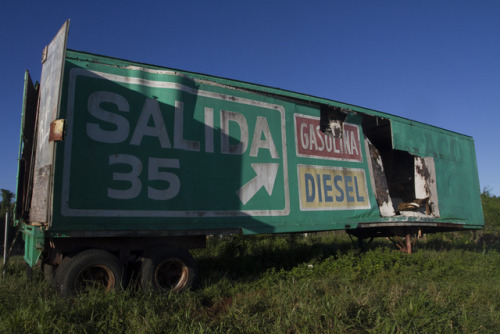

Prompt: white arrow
xmin=236 ymin=163 xmax=279 ymax=205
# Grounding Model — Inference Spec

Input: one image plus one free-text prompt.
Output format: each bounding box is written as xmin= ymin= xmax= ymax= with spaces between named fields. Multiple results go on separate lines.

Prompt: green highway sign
xmin=61 ymin=67 xmax=289 ymax=218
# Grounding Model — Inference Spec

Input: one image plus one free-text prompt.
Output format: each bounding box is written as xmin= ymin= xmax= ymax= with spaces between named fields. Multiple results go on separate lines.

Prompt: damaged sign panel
xmin=17 ymin=34 xmax=484 ymax=235
xmin=16 ymin=22 xmax=484 ymax=281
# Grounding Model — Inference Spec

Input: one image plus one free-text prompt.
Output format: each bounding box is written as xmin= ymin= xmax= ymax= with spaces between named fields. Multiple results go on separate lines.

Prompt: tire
xmin=42 ymin=261 xmax=57 ymax=288
xmin=55 ymin=255 xmax=73 ymax=291
xmin=141 ymin=245 xmax=197 ymax=293
xmin=54 ymin=249 xmax=125 ymax=297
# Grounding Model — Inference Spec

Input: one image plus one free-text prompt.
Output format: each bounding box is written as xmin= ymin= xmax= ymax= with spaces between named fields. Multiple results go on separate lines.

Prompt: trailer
xmin=15 ymin=21 xmax=484 ymax=296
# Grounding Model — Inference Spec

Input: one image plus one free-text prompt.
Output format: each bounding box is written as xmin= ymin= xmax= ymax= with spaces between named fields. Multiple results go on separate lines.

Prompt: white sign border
xmin=61 ymin=68 xmax=289 ymax=217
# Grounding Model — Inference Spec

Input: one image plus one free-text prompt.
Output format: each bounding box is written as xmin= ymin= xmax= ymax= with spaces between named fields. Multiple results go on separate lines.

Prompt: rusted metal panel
xmin=29 ymin=165 xmax=52 ymax=222
xmin=30 ymin=20 xmax=69 ymax=223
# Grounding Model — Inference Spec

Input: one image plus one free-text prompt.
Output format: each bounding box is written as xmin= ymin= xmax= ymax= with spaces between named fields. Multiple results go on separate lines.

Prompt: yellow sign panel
xmin=297 ymin=164 xmax=370 ymax=211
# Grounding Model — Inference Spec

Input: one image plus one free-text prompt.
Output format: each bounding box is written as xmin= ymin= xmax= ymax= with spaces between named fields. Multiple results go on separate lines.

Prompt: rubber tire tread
xmin=141 ymin=245 xmax=197 ymax=293
xmin=55 ymin=249 xmax=124 ymax=297
xmin=42 ymin=261 xmax=57 ymax=288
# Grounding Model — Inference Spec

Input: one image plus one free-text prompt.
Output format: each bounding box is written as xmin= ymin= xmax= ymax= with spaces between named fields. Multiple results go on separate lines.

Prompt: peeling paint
xmin=379 ymin=201 xmax=395 ymax=217
xmin=414 ymin=157 xmax=440 ymax=217
xmin=365 ymin=138 xmax=395 ymax=217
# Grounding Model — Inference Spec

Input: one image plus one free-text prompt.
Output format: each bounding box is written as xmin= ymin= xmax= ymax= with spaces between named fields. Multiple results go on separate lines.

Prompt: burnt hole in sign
xmin=320 ymin=106 xmax=347 ymax=138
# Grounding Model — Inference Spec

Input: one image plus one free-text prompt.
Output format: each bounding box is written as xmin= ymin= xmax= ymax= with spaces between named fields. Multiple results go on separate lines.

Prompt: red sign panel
xmin=294 ymin=114 xmax=362 ymax=162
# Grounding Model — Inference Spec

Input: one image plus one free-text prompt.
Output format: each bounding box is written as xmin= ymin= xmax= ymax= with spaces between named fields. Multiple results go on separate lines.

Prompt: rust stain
xmin=49 ymin=119 xmax=65 ymax=142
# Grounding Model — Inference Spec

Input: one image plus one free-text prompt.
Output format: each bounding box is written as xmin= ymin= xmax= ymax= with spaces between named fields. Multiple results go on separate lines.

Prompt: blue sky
xmin=1 ymin=1 xmax=499 ymax=196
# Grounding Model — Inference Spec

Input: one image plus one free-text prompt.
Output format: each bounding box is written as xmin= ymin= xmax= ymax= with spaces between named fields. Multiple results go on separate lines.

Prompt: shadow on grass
xmin=6 ymin=231 xmax=499 ymax=294
xmin=194 ymin=231 xmax=500 ymax=285
xmin=195 ymin=233 xmax=355 ymax=281
xmin=418 ymin=231 xmax=500 ymax=253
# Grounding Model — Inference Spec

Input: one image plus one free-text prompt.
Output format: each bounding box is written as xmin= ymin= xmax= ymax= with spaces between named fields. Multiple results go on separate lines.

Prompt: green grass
xmin=1 ymin=232 xmax=500 ymax=333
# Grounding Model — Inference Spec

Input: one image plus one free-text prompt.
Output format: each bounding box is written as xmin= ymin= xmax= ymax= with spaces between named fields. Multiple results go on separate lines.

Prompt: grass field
xmin=1 ymin=231 xmax=499 ymax=333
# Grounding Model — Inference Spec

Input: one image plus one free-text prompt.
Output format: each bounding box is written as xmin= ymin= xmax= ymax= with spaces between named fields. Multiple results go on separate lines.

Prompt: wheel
xmin=55 ymin=249 xmax=125 ymax=297
xmin=141 ymin=245 xmax=197 ymax=293
xmin=42 ymin=261 xmax=57 ymax=288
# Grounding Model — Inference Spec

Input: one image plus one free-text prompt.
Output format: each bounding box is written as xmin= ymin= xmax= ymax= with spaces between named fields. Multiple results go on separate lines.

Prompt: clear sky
xmin=1 ymin=1 xmax=499 ymax=197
